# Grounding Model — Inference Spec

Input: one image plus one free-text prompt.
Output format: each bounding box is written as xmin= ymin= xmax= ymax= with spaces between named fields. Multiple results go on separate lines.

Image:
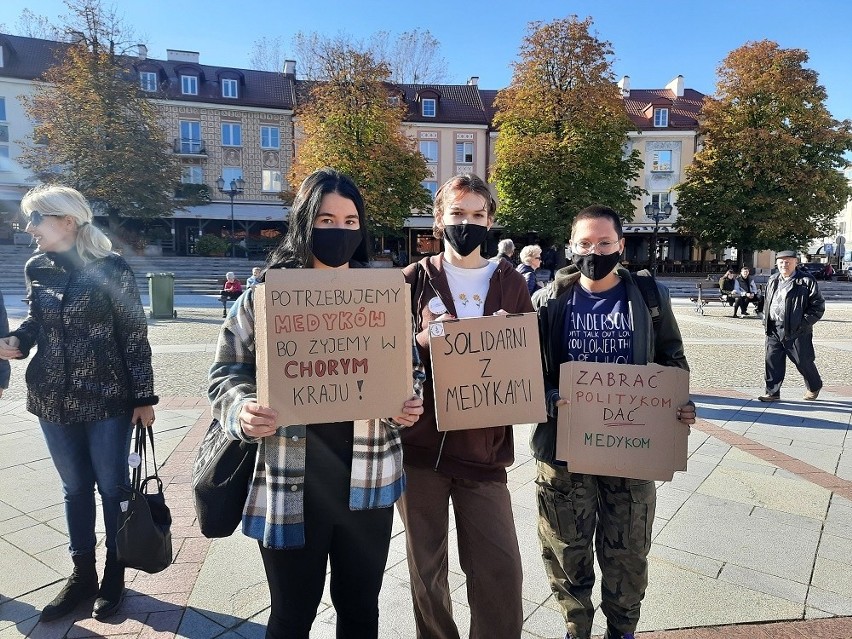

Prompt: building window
xmin=388 ymin=95 xmax=400 ymax=107
xmin=422 ymin=180 xmax=438 ymax=198
xmin=261 ymin=126 xmax=280 ymax=149
xmin=181 ymin=165 xmax=203 ymax=184
xmin=455 ymin=142 xmax=474 ymax=164
xmin=179 ymin=120 xmax=202 ymax=153
xmin=651 ymin=150 xmax=672 ymax=172
xmin=422 ymin=98 xmax=436 ymax=117
xmin=0 ymin=97 xmax=7 ymax=121
xmin=653 ymin=108 xmax=669 ymax=127
xmin=650 ymin=192 xmax=671 ymax=213
xmin=181 ymin=75 xmax=198 ymax=95
xmin=0 ymin=145 xmax=9 ymax=172
xmin=139 ymin=72 xmax=157 ymax=92
xmin=0 ymin=124 xmax=7 ymax=144
xmin=222 ymin=78 xmax=238 ymax=98
xmin=419 ymin=140 xmax=438 ymax=163
xmin=222 ymin=123 xmax=242 ymax=147
xmin=262 ymin=170 xmax=283 ymax=192
xmin=222 ymin=167 xmax=243 ymax=189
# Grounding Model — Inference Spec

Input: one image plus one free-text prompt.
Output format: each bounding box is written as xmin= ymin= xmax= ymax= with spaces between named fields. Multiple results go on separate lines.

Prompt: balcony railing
xmin=173 ymin=138 xmax=207 ymax=155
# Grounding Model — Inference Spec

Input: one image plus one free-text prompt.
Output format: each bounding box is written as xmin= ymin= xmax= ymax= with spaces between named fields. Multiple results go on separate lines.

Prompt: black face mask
xmin=443 ymin=223 xmax=488 ymax=257
xmin=571 ymin=251 xmax=622 ymax=281
xmin=311 ymin=228 xmax=363 ymax=268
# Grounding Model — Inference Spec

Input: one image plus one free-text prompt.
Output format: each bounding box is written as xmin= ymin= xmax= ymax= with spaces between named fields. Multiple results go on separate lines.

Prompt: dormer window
xmin=653 ymin=108 xmax=669 ymax=127
xmin=0 ymin=45 xmax=5 ymax=68
xmin=181 ymin=75 xmax=198 ymax=95
xmin=222 ymin=78 xmax=238 ymax=99
xmin=139 ymin=71 xmax=157 ymax=92
xmin=388 ymin=95 xmax=400 ymax=107
xmin=422 ymin=98 xmax=436 ymax=117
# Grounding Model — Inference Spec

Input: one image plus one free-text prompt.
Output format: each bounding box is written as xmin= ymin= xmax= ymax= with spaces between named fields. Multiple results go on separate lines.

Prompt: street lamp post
xmin=216 ymin=176 xmax=245 ymax=258
xmin=644 ymin=201 xmax=673 ymax=276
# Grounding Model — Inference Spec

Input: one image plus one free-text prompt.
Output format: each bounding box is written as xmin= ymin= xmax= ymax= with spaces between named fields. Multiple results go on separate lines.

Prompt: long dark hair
xmin=265 ymin=168 xmax=371 ymax=271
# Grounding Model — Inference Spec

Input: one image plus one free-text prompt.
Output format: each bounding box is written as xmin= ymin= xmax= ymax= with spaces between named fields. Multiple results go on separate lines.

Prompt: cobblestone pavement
xmin=1 ymin=300 xmax=850 ymax=638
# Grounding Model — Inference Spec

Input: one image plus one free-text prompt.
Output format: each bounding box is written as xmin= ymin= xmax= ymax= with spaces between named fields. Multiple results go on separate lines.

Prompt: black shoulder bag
xmin=116 ymin=422 xmax=173 ymax=573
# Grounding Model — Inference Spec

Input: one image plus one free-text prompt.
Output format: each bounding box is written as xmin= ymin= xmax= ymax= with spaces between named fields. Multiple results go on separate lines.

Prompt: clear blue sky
xmin=2 ymin=0 xmax=851 ymax=120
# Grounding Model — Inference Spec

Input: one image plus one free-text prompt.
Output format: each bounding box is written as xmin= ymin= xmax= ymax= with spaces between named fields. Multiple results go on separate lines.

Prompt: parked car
xmin=799 ymin=262 xmax=828 ymax=279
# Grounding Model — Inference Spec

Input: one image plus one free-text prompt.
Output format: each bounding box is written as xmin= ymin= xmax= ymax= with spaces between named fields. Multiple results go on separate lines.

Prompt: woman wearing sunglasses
xmin=0 ymin=185 xmax=157 ymax=622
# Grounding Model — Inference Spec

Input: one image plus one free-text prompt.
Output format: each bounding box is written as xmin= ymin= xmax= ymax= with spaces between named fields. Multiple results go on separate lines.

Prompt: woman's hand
xmin=0 ymin=336 xmax=22 ymax=360
xmin=392 ymin=396 xmax=425 ymax=427
xmin=239 ymin=402 xmax=279 ymax=438
xmin=676 ymin=401 xmax=696 ymax=425
xmin=133 ymin=405 xmax=155 ymax=428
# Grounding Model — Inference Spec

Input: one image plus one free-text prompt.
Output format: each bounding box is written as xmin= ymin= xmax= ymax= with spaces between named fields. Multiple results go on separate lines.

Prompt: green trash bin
xmin=147 ymin=272 xmax=176 ymax=319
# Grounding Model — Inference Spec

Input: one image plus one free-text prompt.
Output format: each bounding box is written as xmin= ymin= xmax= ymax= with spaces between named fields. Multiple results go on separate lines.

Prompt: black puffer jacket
xmin=12 ymin=250 xmax=157 ymax=424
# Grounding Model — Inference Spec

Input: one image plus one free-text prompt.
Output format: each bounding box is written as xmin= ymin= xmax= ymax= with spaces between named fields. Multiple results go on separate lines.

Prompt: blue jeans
xmin=39 ymin=413 xmax=133 ymax=556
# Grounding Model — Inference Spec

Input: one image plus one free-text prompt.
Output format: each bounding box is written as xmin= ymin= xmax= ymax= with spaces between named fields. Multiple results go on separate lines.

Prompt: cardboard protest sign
xmin=255 ymin=269 xmax=411 ymax=426
xmin=429 ymin=313 xmax=546 ymax=431
xmin=556 ymin=362 xmax=690 ymax=481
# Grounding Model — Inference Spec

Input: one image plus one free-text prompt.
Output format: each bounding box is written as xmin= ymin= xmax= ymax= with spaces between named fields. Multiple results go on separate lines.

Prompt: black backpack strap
xmin=631 ymin=269 xmax=662 ymax=332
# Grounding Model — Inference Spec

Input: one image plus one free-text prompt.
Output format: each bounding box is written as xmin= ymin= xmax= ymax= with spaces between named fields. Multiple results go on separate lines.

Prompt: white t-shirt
xmin=442 ymin=258 xmax=497 ymax=319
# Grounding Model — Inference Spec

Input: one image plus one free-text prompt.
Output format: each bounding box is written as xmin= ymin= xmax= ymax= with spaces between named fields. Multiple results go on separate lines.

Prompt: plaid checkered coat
xmin=209 ymin=285 xmax=424 ymax=549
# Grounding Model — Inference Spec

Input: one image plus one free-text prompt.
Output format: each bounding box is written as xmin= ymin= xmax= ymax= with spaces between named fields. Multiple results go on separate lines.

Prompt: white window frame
xmin=221 ymin=123 xmax=242 ymax=147
xmin=419 ymin=140 xmax=438 ymax=163
xmin=653 ymin=108 xmax=669 ymax=127
xmin=139 ymin=71 xmax=157 ymax=92
xmin=179 ymin=120 xmax=202 ymax=153
xmin=222 ymin=167 xmax=243 ymax=188
xmin=455 ymin=142 xmax=474 ymax=164
xmin=650 ymin=192 xmax=671 ymax=211
xmin=181 ymin=165 xmax=204 ymax=184
xmin=222 ymin=78 xmax=238 ymax=98
xmin=0 ymin=97 xmax=6 ymax=121
xmin=651 ymin=150 xmax=673 ymax=172
xmin=262 ymin=170 xmax=283 ymax=192
xmin=261 ymin=126 xmax=280 ymax=149
xmin=422 ymin=180 xmax=438 ymax=198
xmin=422 ymin=98 xmax=436 ymax=117
xmin=181 ymin=75 xmax=198 ymax=95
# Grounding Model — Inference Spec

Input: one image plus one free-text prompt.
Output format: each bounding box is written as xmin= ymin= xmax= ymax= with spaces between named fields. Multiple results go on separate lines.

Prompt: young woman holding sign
xmin=399 ymin=174 xmax=533 ymax=639
xmin=208 ymin=168 xmax=424 ymax=639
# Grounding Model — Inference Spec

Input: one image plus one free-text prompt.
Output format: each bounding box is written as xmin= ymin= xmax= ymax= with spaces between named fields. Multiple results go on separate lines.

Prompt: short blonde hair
xmin=519 ymin=244 xmax=542 ymax=265
xmin=21 ymin=184 xmax=112 ymax=261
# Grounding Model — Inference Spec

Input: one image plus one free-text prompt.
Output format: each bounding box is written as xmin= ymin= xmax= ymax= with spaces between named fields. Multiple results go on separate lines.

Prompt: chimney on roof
xmin=167 ymin=49 xmax=199 ymax=64
xmin=467 ymin=76 xmax=479 ymax=86
xmin=137 ymin=44 xmax=147 ymax=60
xmin=617 ymin=75 xmax=630 ymax=97
xmin=666 ymin=74 xmax=684 ymax=97
xmin=283 ymin=59 xmax=296 ymax=77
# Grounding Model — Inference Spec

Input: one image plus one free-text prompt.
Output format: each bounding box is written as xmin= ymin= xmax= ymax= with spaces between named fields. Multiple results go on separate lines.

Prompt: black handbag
xmin=116 ymin=422 xmax=173 ymax=574
xmin=192 ymin=418 xmax=258 ymax=538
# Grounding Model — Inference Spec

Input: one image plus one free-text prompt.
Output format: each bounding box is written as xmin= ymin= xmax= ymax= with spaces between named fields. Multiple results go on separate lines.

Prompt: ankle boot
xmin=39 ymin=552 xmax=98 ymax=622
xmin=92 ymin=551 xmax=125 ymax=619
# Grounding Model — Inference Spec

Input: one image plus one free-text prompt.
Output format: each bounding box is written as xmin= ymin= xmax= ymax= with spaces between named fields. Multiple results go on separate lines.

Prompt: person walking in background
xmin=733 ymin=265 xmax=763 ymax=318
xmin=219 ymin=271 xmax=243 ymax=317
xmin=0 ymin=185 xmax=157 ymax=621
xmin=246 ymin=266 xmax=262 ymax=287
xmin=208 ymin=168 xmax=424 ymax=639
xmin=531 ymin=205 xmax=694 ymax=639
xmin=517 ymin=244 xmax=543 ymax=295
xmin=759 ymin=250 xmax=825 ymax=402
xmin=400 ymin=174 xmax=531 ymax=639
xmin=490 ymin=237 xmax=515 ymax=265
xmin=0 ymin=289 xmax=9 ymax=399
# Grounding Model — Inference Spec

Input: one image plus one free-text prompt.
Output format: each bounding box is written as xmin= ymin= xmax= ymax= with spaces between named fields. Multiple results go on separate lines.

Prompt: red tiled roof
xmin=623 ymin=88 xmax=705 ymax=130
xmin=396 ymin=83 xmax=490 ymax=125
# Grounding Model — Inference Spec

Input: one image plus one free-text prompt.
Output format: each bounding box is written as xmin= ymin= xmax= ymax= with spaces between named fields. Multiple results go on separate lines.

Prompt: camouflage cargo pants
xmin=535 ymin=461 xmax=656 ymax=639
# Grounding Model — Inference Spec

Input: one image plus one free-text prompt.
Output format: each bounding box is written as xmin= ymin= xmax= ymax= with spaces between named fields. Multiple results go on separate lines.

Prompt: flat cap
xmin=775 ymin=250 xmax=797 ymax=258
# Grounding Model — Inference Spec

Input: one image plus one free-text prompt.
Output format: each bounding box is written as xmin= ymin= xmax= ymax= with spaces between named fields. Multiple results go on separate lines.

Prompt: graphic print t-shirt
xmin=442 ymin=259 xmax=497 ymax=319
xmin=562 ymin=281 xmax=633 ymax=364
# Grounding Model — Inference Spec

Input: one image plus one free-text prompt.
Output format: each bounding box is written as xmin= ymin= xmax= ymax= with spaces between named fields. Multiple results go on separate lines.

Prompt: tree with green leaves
xmin=290 ymin=33 xmax=431 ymax=235
xmin=675 ymin=40 xmax=852 ymax=255
xmin=19 ymin=0 xmax=183 ymax=226
xmin=491 ymin=16 xmax=643 ymax=244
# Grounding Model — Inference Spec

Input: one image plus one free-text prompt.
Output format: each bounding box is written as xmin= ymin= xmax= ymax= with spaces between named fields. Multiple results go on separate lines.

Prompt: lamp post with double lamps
xmin=644 ymin=201 xmax=673 ymax=276
xmin=216 ymin=176 xmax=245 ymax=258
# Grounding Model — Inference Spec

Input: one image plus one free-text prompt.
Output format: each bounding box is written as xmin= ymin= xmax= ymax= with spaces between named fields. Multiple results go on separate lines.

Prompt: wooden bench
xmin=690 ymin=282 xmax=765 ymax=317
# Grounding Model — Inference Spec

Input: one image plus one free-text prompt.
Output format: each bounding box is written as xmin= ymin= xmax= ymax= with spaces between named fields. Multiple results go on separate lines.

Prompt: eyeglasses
xmin=28 ymin=211 xmax=64 ymax=226
xmin=571 ymin=240 xmax=620 ymax=255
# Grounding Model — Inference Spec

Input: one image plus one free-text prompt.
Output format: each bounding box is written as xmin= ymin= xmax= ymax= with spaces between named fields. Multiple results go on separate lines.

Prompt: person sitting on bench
xmin=219 ymin=272 xmax=243 ymax=317
xmin=733 ymin=266 xmax=763 ymax=318
xmin=718 ymin=268 xmax=737 ymax=308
